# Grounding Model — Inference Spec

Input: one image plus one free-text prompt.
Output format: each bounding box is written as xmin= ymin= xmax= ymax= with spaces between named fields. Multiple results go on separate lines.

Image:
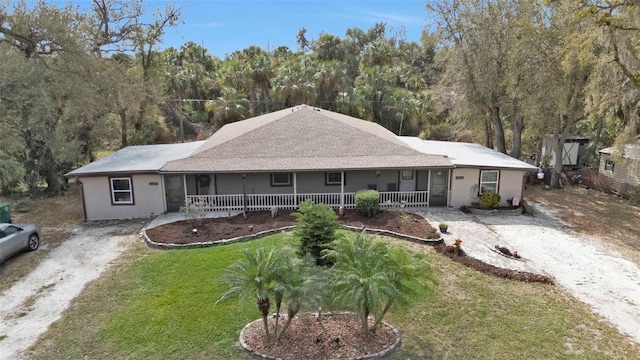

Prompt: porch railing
xmin=185 ymin=191 xmax=429 ymax=212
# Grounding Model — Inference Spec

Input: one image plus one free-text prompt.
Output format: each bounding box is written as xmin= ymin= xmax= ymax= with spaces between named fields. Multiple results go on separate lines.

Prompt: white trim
xmin=110 ymin=177 xmax=133 ymax=204
xmin=480 ymin=170 xmax=499 ymax=194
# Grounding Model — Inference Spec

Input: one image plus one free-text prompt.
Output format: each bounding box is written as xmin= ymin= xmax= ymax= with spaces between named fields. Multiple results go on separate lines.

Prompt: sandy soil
xmin=476 ymin=202 xmax=640 ymax=344
xmin=0 ymin=222 xmax=142 ymax=360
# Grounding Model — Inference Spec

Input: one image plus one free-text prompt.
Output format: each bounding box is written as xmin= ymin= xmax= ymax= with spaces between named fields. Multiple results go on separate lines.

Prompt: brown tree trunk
xmin=490 ymin=105 xmax=506 ymax=153
xmin=484 ymin=117 xmax=493 ymax=149
xmin=511 ymin=113 xmax=524 ymax=159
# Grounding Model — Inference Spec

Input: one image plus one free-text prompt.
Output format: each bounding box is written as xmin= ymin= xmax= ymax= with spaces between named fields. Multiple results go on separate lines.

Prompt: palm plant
xmin=323 ymin=231 xmax=434 ymax=334
xmin=217 ymin=248 xmax=287 ymax=342
xmin=274 ymin=255 xmax=330 ymax=340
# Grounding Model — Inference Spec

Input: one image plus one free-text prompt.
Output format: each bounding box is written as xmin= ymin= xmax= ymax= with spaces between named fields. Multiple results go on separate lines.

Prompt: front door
xmin=398 ymin=170 xmax=416 ymax=192
xmin=429 ymin=169 xmax=448 ymax=206
xmin=165 ymin=175 xmax=185 ymax=212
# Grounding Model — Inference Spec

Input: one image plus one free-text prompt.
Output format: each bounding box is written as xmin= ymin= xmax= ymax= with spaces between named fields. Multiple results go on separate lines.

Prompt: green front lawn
xmin=26 ymin=233 xmax=640 ymax=360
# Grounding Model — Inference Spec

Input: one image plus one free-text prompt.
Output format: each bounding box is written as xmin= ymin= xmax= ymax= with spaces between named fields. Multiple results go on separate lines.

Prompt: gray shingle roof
xmin=399 ymin=137 xmax=537 ymax=170
xmin=65 ymin=141 xmax=205 ymax=176
xmin=599 ymin=144 xmax=640 ymax=161
xmin=160 ymin=105 xmax=452 ymax=173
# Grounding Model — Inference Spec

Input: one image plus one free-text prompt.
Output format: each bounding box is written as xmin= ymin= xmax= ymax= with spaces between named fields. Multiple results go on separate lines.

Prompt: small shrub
xmin=478 ymin=191 xmax=501 ymax=209
xmin=179 ymin=200 xmax=208 ymax=226
xmin=355 ymin=189 xmax=379 ymax=217
xmin=427 ymin=228 xmax=439 ymax=239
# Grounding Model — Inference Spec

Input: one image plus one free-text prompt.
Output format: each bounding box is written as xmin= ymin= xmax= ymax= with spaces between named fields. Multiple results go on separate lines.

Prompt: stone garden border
xmin=239 ymin=311 xmax=402 ymax=360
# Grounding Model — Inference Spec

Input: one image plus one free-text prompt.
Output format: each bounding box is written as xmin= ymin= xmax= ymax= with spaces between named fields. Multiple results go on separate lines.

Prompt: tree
xmin=323 ymin=231 xmax=434 ymax=334
xmin=0 ymin=1 xmax=99 ymax=193
xmin=292 ymin=200 xmax=339 ymax=267
xmin=428 ymin=0 xmax=517 ymax=153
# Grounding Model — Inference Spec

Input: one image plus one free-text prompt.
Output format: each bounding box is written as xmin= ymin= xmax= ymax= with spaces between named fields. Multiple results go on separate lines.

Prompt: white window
xmin=604 ymin=159 xmax=614 ymax=172
xmin=480 ymin=170 xmax=499 ymax=194
xmin=110 ymin=177 xmax=133 ymax=204
xmin=401 ymin=170 xmax=414 ymax=180
xmin=270 ymin=173 xmax=291 ymax=187
xmin=325 ymin=172 xmax=344 ymax=186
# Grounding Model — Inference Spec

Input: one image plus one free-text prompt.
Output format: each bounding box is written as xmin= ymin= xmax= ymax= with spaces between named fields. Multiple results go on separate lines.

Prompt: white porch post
xmin=427 ymin=170 xmax=431 ymax=207
xmin=340 ymin=171 xmax=345 ymax=207
xmin=183 ymin=174 xmax=188 ymax=205
xmin=293 ymin=172 xmax=297 ymax=207
xmin=242 ymin=173 xmax=247 ymax=215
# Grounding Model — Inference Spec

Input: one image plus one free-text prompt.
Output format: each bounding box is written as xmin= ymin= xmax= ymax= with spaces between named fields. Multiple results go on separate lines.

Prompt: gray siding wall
xmin=214 ymin=170 xmax=415 ymax=195
xmin=378 ymin=170 xmax=399 ymax=191
xmin=599 ymin=153 xmax=640 ymax=196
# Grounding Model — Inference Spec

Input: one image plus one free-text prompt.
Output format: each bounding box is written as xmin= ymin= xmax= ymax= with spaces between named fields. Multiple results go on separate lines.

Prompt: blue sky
xmin=46 ymin=0 xmax=430 ymax=57
xmin=151 ymin=0 xmax=430 ymax=57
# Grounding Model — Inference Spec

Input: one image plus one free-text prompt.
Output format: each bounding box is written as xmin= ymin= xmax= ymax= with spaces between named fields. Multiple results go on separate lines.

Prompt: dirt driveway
xmin=479 ymin=203 xmax=640 ymax=344
xmin=0 ymin=222 xmax=142 ymax=360
xmin=420 ymin=203 xmax=640 ymax=344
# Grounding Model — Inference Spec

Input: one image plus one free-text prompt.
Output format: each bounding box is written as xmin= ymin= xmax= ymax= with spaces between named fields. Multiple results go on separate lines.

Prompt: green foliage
xmin=293 ymin=200 xmax=339 ymax=266
xmin=218 ymin=245 xmax=330 ymax=343
xmin=478 ymin=190 xmax=501 ymax=209
xmin=323 ymin=231 xmax=434 ymax=334
xmin=217 ymin=247 xmax=287 ymax=342
xmin=355 ymin=189 xmax=380 ymax=217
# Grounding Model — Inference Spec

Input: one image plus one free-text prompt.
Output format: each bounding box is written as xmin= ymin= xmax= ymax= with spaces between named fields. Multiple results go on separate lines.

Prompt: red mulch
xmin=145 ymin=209 xmax=438 ymax=245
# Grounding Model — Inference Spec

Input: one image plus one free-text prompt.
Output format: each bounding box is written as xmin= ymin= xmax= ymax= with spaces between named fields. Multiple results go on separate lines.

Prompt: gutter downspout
xmin=77 ymin=178 xmax=87 ymax=222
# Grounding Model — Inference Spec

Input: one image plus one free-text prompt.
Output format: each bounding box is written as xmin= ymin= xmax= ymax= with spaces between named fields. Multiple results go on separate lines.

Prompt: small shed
xmin=541 ymin=135 xmax=590 ymax=167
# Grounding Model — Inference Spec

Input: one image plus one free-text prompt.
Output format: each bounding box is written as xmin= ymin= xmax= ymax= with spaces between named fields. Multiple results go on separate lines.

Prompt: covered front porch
xmin=185 ymin=191 xmax=430 ymax=212
xmin=164 ymin=169 xmax=450 ymax=212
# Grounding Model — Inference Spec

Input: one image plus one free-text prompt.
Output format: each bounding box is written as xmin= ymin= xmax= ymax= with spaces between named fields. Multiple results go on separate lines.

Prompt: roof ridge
xmin=191 ymin=107 xmax=304 ymax=155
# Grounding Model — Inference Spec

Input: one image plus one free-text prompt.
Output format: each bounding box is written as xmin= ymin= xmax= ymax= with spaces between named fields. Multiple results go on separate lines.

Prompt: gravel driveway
xmin=418 ymin=203 xmax=640 ymax=344
xmin=0 ymin=222 xmax=141 ymax=360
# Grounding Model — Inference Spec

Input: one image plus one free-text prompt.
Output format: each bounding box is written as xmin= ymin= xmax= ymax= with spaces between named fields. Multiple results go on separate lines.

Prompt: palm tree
xmin=204 ymin=87 xmax=251 ymax=129
xmin=217 ymin=248 xmax=287 ymax=342
xmin=323 ymin=231 xmax=434 ymax=334
xmin=274 ymin=255 xmax=330 ymax=340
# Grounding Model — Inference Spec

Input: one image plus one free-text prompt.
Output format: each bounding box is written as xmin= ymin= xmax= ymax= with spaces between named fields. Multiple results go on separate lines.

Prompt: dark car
xmin=0 ymin=223 xmax=39 ymax=264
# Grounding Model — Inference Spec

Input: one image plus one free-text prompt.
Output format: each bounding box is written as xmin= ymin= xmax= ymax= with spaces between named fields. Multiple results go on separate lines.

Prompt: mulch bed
xmin=145 ymin=209 xmax=438 ymax=245
xmin=241 ymin=312 xmax=398 ymax=360
xmin=434 ymin=244 xmax=555 ymax=284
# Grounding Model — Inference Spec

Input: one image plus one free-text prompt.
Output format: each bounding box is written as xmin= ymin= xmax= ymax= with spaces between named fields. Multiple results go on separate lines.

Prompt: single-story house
xmin=66 ymin=105 xmax=537 ymax=221
xmin=598 ymin=144 xmax=640 ymax=197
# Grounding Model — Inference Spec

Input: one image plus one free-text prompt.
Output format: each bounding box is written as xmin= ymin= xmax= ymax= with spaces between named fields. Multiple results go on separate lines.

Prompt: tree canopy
xmin=1 ymin=0 xmax=638 ymax=194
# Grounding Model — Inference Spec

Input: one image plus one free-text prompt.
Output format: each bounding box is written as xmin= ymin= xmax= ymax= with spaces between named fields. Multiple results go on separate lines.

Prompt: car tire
xmin=28 ymin=233 xmax=39 ymax=251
